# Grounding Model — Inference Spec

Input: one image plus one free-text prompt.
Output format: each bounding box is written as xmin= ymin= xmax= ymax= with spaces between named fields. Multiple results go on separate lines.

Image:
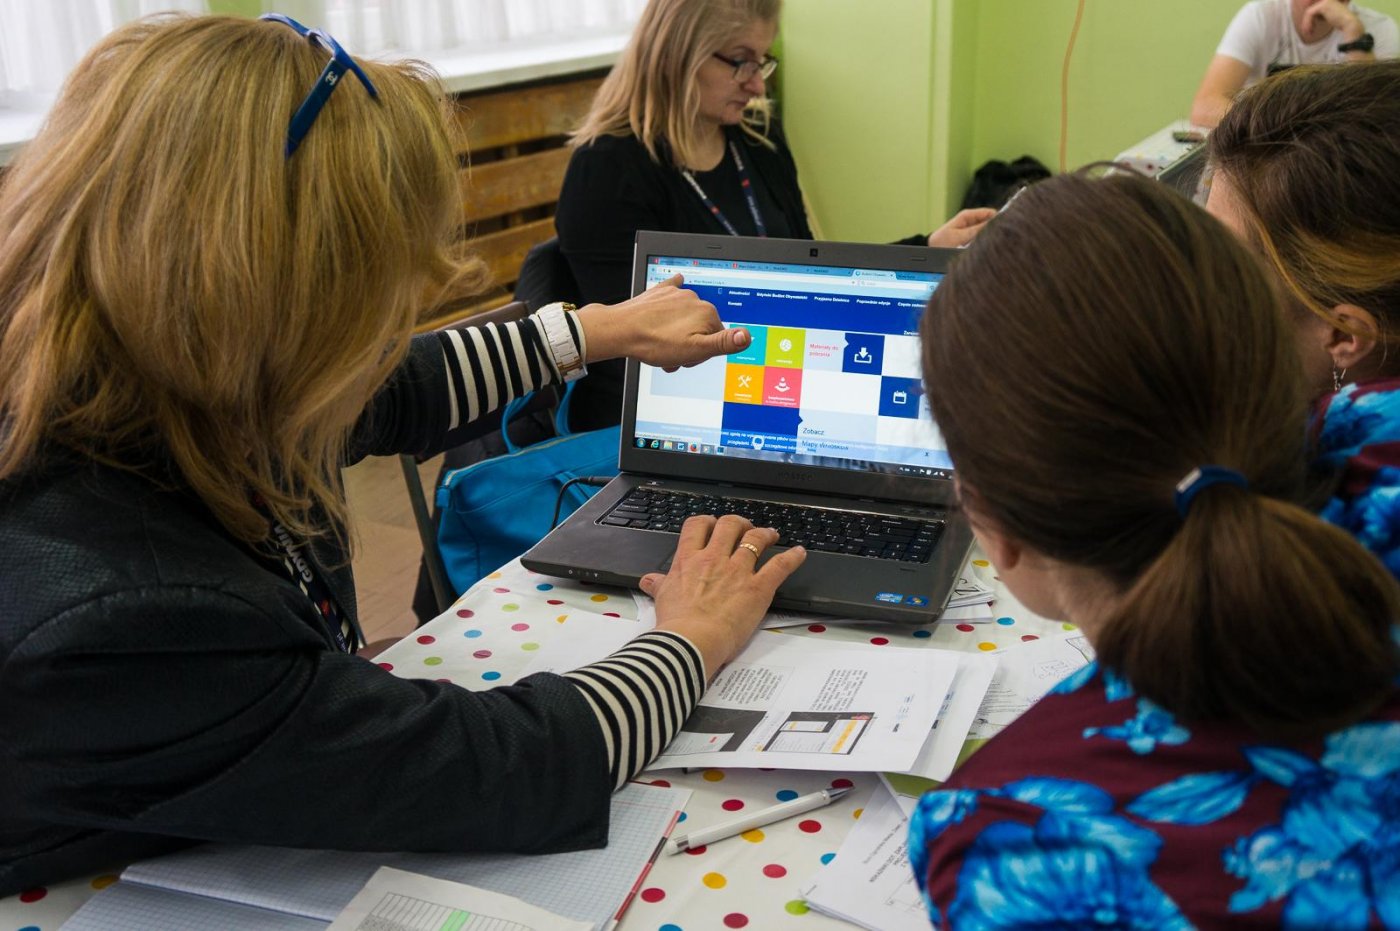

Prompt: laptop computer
xmin=521 ymin=231 xmax=973 ymax=623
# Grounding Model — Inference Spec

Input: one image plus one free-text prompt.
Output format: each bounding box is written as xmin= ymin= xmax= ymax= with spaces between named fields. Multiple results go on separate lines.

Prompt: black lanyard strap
xmin=679 ymin=140 xmax=768 ymax=238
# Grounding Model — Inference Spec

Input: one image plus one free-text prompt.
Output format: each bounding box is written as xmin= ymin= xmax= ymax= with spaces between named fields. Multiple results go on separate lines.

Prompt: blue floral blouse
xmin=909 ymin=663 xmax=1400 ymax=929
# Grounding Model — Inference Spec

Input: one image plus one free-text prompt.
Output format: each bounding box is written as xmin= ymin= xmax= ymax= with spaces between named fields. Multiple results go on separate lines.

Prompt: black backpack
xmin=961 ymin=156 xmax=1052 ymax=210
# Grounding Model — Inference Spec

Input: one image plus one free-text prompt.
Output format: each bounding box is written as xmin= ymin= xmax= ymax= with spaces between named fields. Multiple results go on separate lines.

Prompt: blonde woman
xmin=555 ymin=0 xmax=993 ymax=427
xmin=0 ymin=14 xmax=805 ymax=895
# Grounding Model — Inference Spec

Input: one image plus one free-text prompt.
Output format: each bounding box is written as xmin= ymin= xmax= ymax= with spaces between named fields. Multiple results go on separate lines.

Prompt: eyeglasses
xmin=711 ymin=51 xmax=779 ymax=83
xmin=260 ymin=13 xmax=379 ymax=158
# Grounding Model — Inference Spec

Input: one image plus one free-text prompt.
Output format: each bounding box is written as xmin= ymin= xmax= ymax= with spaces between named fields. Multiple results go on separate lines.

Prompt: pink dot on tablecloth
xmin=808 ymin=624 xmax=827 ymax=633
xmin=456 ymin=608 xmax=475 ymax=618
xmin=511 ymin=623 xmax=529 ymax=631
xmin=831 ymin=777 xmax=854 ymax=789
xmin=684 ymin=845 xmax=708 ymax=855
xmin=1022 ymin=634 xmax=1040 ymax=642
xmin=723 ymin=913 xmax=749 ymax=928
xmin=493 ymin=587 xmax=511 ymax=593
xmin=870 ymin=636 xmax=889 ymax=645
xmin=763 ymin=864 xmax=787 ymax=878
xmin=640 ymin=887 xmax=666 ymax=903
xmin=377 ymin=662 xmax=393 ymax=671
xmin=798 ymin=819 xmax=822 ymax=833
xmin=721 ymin=799 xmax=744 ymax=812
xmin=416 ymin=635 xmax=435 ymax=645
xmin=956 ymin=624 xmax=975 ymax=632
xmin=18 ymin=888 xmax=47 ymax=903
xmin=547 ymin=599 xmax=564 ymax=605
xmin=473 ymin=649 xmax=491 ymax=659
xmin=604 ymin=612 xmax=621 ymax=617
xmin=648 ymin=778 xmax=671 ymax=787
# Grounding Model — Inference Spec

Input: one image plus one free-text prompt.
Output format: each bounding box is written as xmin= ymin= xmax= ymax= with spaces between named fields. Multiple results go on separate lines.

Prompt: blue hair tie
xmin=1174 ymin=466 xmax=1249 ymax=517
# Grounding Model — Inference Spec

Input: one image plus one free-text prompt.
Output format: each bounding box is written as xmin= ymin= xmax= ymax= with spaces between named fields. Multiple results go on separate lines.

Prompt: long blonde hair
xmin=572 ymin=0 xmax=779 ymax=167
xmin=0 ymin=14 xmax=482 ymax=545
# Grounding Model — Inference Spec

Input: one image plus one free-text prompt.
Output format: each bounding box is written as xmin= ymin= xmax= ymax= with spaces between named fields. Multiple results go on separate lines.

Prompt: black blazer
xmin=0 ymin=336 xmax=611 ymax=897
xmin=553 ymin=122 xmax=815 ymax=429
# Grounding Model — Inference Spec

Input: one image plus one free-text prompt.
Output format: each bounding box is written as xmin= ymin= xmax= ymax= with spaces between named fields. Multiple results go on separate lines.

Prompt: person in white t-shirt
xmin=1191 ymin=0 xmax=1397 ymax=126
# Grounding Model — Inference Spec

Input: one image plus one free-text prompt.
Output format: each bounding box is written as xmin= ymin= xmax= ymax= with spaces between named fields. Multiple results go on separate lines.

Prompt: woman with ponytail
xmin=909 ymin=172 xmax=1400 ymax=928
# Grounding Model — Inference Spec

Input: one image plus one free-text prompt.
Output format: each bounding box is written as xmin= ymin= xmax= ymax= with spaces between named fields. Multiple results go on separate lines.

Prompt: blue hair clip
xmin=1174 ymin=465 xmax=1249 ymax=518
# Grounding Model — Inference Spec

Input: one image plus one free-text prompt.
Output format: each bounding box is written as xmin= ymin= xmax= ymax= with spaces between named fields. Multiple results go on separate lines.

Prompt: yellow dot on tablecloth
xmin=702 ymin=769 xmax=726 ymax=782
xmin=853 ymin=808 xmax=863 ymax=820
xmin=786 ymin=900 xmax=810 ymax=915
xmin=502 ymin=603 xmax=520 ymax=612
xmin=488 ymin=572 xmax=502 ymax=579
xmin=741 ymin=829 xmax=765 ymax=843
xmin=978 ymin=642 xmax=997 ymax=652
xmin=590 ymin=593 xmax=609 ymax=603
xmin=91 ymin=874 xmax=119 ymax=890
xmin=972 ymin=559 xmax=990 ymax=568
xmin=556 ymin=614 xmax=569 ymax=623
xmin=703 ymin=872 xmax=728 ymax=889
xmin=423 ymin=656 xmax=443 ymax=666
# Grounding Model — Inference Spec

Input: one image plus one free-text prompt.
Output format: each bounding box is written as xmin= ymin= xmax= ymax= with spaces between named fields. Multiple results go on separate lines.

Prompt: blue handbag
xmin=435 ymin=384 xmax=619 ymax=594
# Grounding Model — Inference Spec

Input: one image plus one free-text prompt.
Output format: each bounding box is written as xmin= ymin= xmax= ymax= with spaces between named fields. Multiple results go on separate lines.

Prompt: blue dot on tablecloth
xmin=482 ymin=671 xmax=502 ymax=681
xmin=821 ymin=852 xmax=836 ymax=865
xmin=660 ymin=924 xmax=683 ymax=931
xmin=776 ymin=789 xmax=798 ymax=802
xmin=912 ymin=629 xmax=933 ymax=638
xmin=536 ymin=583 xmax=554 ymax=591
xmin=678 ymin=811 xmax=687 ymax=822
xmin=996 ymin=616 xmax=1015 ymax=626
xmin=464 ymin=629 xmax=483 ymax=638
xmin=19 ymin=926 xmax=40 ymax=931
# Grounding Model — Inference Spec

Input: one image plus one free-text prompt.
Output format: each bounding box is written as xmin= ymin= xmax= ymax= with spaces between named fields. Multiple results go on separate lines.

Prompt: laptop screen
xmin=631 ymin=253 xmax=952 ymax=480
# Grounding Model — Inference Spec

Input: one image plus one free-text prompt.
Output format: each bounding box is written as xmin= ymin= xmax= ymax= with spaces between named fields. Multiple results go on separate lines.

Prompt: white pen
xmin=669 ymin=786 xmax=852 ymax=854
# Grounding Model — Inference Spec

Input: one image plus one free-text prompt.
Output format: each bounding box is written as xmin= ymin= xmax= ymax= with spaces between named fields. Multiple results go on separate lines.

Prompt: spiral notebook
xmin=60 ymin=782 xmax=688 ymax=931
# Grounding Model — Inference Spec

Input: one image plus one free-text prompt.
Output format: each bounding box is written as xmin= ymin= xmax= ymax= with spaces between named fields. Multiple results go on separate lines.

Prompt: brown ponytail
xmin=921 ymin=171 xmax=1399 ymax=738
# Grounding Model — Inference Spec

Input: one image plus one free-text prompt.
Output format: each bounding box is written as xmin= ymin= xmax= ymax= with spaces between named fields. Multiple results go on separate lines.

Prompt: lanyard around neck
xmin=680 ymin=139 xmax=768 ymax=238
xmin=253 ymin=497 xmax=357 ymax=653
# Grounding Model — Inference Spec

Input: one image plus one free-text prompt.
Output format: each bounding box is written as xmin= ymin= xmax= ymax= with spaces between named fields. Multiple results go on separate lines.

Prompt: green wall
xmin=779 ymin=0 xmax=941 ymax=243
xmin=208 ymin=0 xmax=260 ymax=14
xmin=784 ymin=0 xmax=1400 ymax=240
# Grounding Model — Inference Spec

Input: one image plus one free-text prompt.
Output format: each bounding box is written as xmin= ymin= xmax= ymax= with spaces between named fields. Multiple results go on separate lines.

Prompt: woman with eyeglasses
xmin=909 ymin=171 xmax=1399 ymax=929
xmin=0 ymin=14 xmax=806 ymax=895
xmin=554 ymin=0 xmax=994 ymax=429
xmin=1206 ymin=62 xmax=1400 ymax=580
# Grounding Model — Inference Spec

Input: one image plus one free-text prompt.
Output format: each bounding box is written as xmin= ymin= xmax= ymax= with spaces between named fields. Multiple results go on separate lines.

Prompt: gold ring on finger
xmin=737 ymin=542 xmax=761 ymax=558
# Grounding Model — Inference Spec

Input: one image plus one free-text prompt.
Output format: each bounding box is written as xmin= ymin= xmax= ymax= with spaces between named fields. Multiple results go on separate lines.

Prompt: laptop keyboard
xmin=599 ymin=488 xmax=943 ymax=563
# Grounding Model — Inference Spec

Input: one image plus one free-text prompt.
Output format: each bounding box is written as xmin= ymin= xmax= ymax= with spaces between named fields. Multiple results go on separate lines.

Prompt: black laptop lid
xmin=619 ymin=231 xmax=959 ymax=507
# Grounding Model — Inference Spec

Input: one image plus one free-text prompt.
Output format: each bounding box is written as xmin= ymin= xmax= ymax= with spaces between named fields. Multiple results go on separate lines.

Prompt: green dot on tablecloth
xmin=786 ymin=900 xmax=810 ymax=915
xmin=423 ymin=656 xmax=442 ymax=666
xmin=521 ymin=642 xmax=540 ymax=651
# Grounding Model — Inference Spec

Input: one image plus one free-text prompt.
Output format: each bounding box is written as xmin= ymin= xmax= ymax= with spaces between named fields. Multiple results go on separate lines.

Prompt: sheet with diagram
xmin=967 ymin=632 xmax=1095 ymax=740
xmin=326 ymin=867 xmax=589 ymax=931
xmin=648 ymin=633 xmax=959 ymax=773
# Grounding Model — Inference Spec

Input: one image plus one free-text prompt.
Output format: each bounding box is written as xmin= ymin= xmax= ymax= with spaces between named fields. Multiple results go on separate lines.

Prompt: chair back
xmin=514 ymin=237 xmax=579 ymax=311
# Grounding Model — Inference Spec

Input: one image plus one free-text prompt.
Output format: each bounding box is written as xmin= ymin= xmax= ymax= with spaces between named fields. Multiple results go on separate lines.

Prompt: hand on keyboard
xmin=640 ymin=514 xmax=806 ymax=679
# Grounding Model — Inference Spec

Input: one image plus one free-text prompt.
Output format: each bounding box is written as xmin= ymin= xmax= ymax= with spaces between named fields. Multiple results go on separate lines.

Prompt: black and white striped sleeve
xmin=564 ymin=631 xmax=707 ymax=789
xmin=434 ymin=311 xmax=586 ymax=431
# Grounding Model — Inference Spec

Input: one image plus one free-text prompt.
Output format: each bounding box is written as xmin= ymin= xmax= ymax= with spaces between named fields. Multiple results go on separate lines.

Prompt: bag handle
xmin=500 ymin=382 xmax=577 ymax=454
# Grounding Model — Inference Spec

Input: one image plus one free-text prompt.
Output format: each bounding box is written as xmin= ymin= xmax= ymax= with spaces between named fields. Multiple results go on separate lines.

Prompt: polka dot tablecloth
xmin=0 ymin=555 xmax=1070 ymax=931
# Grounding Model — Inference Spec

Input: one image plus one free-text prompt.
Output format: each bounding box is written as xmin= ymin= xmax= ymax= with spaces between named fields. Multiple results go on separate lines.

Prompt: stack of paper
xmin=798 ymin=788 xmax=929 ymax=931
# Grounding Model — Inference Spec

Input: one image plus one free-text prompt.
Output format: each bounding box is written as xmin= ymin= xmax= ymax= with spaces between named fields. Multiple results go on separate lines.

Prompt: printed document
xmin=327 ymin=868 xmax=589 ymax=931
xmin=649 ymin=634 xmax=958 ymax=773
